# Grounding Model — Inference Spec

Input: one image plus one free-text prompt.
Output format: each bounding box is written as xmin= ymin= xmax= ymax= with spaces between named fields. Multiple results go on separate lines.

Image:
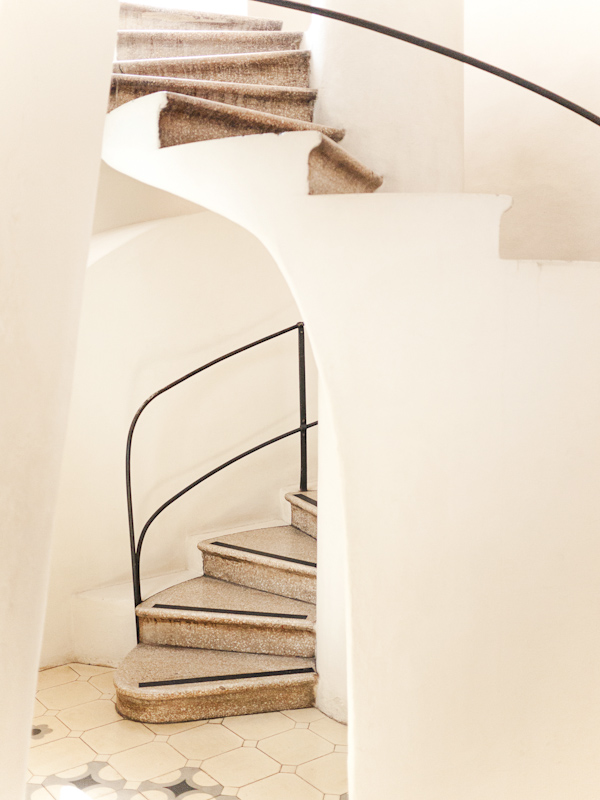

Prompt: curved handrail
xmin=253 ymin=0 xmax=600 ymax=129
xmin=126 ymin=322 xmax=317 ymax=616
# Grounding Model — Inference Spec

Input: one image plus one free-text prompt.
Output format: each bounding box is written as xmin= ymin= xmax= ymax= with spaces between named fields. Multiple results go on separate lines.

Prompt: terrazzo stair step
xmin=156 ymin=92 xmax=344 ymax=149
xmin=114 ymin=49 xmax=311 ymax=87
xmin=286 ymin=490 xmax=318 ymax=538
xmin=309 ymin=134 xmax=384 ymax=194
xmin=199 ymin=526 xmax=317 ymax=603
xmin=115 ymin=643 xmax=317 ymax=722
xmin=117 ymin=29 xmax=303 ymax=60
xmin=110 ymin=73 xmax=317 ymax=121
xmin=120 ymin=2 xmax=283 ymax=31
xmin=137 ymin=575 xmax=316 ymax=657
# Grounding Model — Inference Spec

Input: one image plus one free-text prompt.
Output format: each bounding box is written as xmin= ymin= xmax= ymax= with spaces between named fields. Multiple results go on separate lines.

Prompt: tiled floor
xmin=28 ymin=663 xmax=348 ymax=800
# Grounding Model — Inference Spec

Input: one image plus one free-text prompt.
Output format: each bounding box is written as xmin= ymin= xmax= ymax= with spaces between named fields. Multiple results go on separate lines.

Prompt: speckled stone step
xmin=114 ymin=49 xmax=311 ymax=87
xmin=120 ymin=2 xmax=283 ymax=31
xmin=286 ymin=490 xmax=318 ymax=538
xmin=110 ymin=74 xmax=317 ymax=121
xmin=309 ymin=134 xmax=384 ymax=194
xmin=199 ymin=526 xmax=317 ymax=603
xmin=137 ymin=576 xmax=316 ymax=657
xmin=115 ymin=644 xmax=316 ymax=722
xmin=157 ymin=93 xmax=344 ymax=149
xmin=117 ymin=30 xmax=303 ymax=60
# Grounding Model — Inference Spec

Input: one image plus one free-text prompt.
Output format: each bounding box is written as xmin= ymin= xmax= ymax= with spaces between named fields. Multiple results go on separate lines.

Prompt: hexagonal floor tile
xmin=37 ymin=682 xmax=101 ymax=711
xmin=223 ymin=712 xmax=295 ymax=741
xmin=280 ymin=708 xmax=324 ymax=723
xmin=238 ymin=773 xmax=322 ymax=800
xmin=28 ymin=738 xmax=96 ymax=777
xmin=89 ymin=671 xmax=116 ymax=695
xmin=257 ymin=729 xmax=333 ymax=766
xmin=37 ymin=666 xmax=79 ymax=692
xmin=309 ymin=717 xmax=347 ymax=746
xmin=297 ymin=752 xmax=348 ymax=794
xmin=109 ymin=742 xmax=186 ymax=781
xmin=57 ymin=700 xmax=121 ymax=731
xmin=169 ymin=724 xmax=242 ymax=761
xmin=31 ymin=716 xmax=70 ymax=748
xmin=202 ymin=746 xmax=279 ymax=787
xmin=82 ymin=719 xmax=154 ymax=754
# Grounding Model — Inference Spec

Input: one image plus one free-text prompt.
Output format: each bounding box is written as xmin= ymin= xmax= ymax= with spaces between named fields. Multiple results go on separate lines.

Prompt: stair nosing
xmin=111 ymin=73 xmax=318 ymax=99
xmin=159 ymin=92 xmax=345 ymax=144
xmin=137 ymin=604 xmax=315 ymax=630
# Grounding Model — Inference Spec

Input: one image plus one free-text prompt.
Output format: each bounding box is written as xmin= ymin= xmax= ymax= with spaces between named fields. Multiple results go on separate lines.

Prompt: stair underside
xmin=157 ymin=92 xmax=344 ymax=148
xmin=119 ymin=2 xmax=283 ymax=31
xmin=114 ymin=49 xmax=312 ymax=87
xmin=117 ymin=29 xmax=303 ymax=60
xmin=199 ymin=525 xmax=317 ymax=603
xmin=115 ymin=644 xmax=316 ymax=722
xmin=110 ymin=74 xmax=317 ymax=121
xmin=138 ymin=575 xmax=316 ymax=657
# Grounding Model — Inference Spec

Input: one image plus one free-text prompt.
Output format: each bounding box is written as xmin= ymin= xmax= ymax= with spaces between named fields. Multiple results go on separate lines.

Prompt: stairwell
xmin=111 ymin=1 xmax=381 ymax=723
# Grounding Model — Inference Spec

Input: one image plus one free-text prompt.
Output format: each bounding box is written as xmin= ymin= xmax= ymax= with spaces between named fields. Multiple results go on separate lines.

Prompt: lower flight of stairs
xmin=115 ymin=491 xmax=319 ymax=722
xmin=110 ymin=2 xmax=383 ymax=194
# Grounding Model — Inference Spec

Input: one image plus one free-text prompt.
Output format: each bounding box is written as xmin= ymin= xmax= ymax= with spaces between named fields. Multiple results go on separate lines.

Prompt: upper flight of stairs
xmin=115 ymin=491 xmax=319 ymax=722
xmin=110 ymin=2 xmax=383 ymax=194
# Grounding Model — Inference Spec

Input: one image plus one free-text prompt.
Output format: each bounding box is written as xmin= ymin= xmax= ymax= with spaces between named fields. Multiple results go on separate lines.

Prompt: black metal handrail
xmin=253 ymin=0 xmax=600 ymax=129
xmin=126 ymin=322 xmax=317 ymax=626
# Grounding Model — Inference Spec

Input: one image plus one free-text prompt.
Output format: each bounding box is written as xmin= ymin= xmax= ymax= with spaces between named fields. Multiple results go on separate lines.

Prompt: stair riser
xmin=120 ymin=6 xmax=283 ymax=31
xmin=114 ymin=52 xmax=311 ymax=88
xmin=117 ymin=678 xmax=316 ymax=723
xmin=291 ymin=506 xmax=317 ymax=538
xmin=139 ymin=617 xmax=315 ymax=657
xmin=109 ymin=80 xmax=315 ymax=122
xmin=158 ymin=101 xmax=343 ymax=149
xmin=309 ymin=138 xmax=384 ymax=195
xmin=117 ymin=32 xmax=302 ymax=61
xmin=202 ymin=552 xmax=316 ymax=604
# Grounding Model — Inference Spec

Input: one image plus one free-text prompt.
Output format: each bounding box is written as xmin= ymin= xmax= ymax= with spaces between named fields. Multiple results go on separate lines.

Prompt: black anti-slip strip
xmin=295 ymin=493 xmax=318 ymax=507
xmin=140 ymin=667 xmax=315 ymax=688
xmin=213 ymin=541 xmax=317 ymax=568
xmin=153 ymin=603 xmax=308 ymax=620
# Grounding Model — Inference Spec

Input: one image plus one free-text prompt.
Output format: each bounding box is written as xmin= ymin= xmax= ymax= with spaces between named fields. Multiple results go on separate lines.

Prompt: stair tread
xmin=117 ymin=30 xmax=304 ymax=60
xmin=138 ymin=575 xmax=316 ymax=625
xmin=113 ymin=49 xmax=311 ymax=87
xmin=199 ymin=525 xmax=317 ymax=573
xmin=116 ymin=643 xmax=315 ymax=695
xmin=120 ymin=2 xmax=283 ymax=31
xmin=158 ymin=92 xmax=344 ymax=147
xmin=286 ymin=490 xmax=318 ymax=517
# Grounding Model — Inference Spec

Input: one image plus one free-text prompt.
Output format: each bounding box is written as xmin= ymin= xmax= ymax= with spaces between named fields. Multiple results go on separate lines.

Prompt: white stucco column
xmin=0 ymin=0 xmax=118 ymax=793
xmin=307 ymin=0 xmax=464 ymax=192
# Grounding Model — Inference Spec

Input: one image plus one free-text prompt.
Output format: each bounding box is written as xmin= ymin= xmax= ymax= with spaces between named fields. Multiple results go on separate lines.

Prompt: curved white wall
xmin=42 ymin=211 xmax=318 ymax=667
xmin=0 ymin=0 xmax=119 ymax=793
xmin=307 ymin=0 xmax=464 ymax=192
xmin=465 ymin=0 xmax=600 ymax=260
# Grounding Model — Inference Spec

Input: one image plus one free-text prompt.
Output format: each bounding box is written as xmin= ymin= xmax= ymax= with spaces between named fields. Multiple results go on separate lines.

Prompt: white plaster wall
xmin=124 ymin=0 xmax=247 ymax=13
xmin=315 ymin=380 xmax=348 ymax=723
xmin=103 ymin=97 xmax=600 ymax=797
xmin=465 ymin=0 xmax=600 ymax=260
xmin=307 ymin=0 xmax=464 ymax=192
xmin=247 ymin=1 xmax=310 ymax=31
xmin=0 ymin=0 xmax=118 ymax=793
xmin=42 ymin=211 xmax=317 ymax=667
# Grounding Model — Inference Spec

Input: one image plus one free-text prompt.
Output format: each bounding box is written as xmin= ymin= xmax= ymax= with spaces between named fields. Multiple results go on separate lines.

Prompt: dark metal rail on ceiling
xmin=252 ymin=0 xmax=600 ymax=129
xmin=126 ymin=322 xmax=317 ymax=633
